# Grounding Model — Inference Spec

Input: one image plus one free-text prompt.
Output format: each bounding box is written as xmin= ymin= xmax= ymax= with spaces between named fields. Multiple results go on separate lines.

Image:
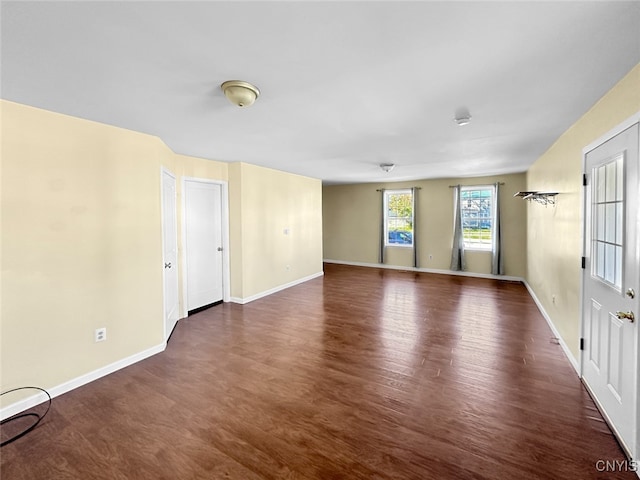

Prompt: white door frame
xmin=181 ymin=177 xmax=231 ymax=317
xmin=581 ymin=111 xmax=640 ymax=462
xmin=160 ymin=167 xmax=179 ymax=342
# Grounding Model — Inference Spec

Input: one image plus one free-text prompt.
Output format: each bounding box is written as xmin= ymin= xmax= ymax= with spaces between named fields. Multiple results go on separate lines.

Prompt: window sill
xmin=385 ymin=244 xmax=414 ymax=248
xmin=464 ymin=247 xmax=492 ymax=252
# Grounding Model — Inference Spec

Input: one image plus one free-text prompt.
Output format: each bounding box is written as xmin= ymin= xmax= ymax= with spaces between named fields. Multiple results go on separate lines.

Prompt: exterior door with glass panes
xmin=582 ymin=123 xmax=639 ymax=458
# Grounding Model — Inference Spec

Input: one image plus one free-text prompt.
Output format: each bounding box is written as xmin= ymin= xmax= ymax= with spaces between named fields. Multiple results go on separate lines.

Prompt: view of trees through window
xmin=385 ymin=190 xmax=413 ymax=246
xmin=461 ymin=187 xmax=493 ymax=249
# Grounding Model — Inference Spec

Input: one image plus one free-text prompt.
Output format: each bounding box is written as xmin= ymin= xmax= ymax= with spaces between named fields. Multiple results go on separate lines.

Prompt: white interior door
xmin=184 ymin=180 xmax=223 ymax=312
xmin=161 ymin=169 xmax=179 ymax=340
xmin=582 ymin=124 xmax=639 ymax=458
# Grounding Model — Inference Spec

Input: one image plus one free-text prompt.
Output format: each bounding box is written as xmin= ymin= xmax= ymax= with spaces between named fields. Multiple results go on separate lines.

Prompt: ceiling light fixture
xmin=454 ymin=114 xmax=471 ymax=126
xmin=221 ymin=80 xmax=260 ymax=107
xmin=380 ymin=163 xmax=395 ymax=173
xmin=454 ymin=107 xmax=472 ymax=126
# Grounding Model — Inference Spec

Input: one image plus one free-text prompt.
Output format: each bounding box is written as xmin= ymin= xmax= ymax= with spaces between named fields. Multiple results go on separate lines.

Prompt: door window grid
xmin=591 ymin=155 xmax=624 ymax=290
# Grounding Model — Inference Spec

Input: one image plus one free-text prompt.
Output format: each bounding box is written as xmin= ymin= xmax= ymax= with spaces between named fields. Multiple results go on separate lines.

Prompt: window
xmin=384 ymin=189 xmax=413 ymax=246
xmin=460 ymin=186 xmax=493 ymax=250
xmin=591 ymin=155 xmax=624 ymax=290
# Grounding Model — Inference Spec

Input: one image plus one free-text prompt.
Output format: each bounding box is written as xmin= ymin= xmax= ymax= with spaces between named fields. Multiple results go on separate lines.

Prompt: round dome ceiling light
xmin=454 ymin=114 xmax=471 ymax=126
xmin=454 ymin=107 xmax=472 ymax=126
xmin=221 ymin=80 xmax=260 ymax=107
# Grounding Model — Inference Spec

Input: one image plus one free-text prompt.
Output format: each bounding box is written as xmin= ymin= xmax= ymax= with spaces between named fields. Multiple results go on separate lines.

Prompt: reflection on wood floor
xmin=1 ymin=263 xmax=634 ymax=479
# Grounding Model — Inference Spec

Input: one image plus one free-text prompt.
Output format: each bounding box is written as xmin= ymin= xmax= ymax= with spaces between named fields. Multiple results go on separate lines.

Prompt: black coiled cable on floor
xmin=0 ymin=387 xmax=51 ymax=447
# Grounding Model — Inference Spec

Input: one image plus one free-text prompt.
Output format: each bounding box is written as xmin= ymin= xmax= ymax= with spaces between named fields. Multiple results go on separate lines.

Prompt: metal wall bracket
xmin=513 ymin=191 xmax=559 ymax=206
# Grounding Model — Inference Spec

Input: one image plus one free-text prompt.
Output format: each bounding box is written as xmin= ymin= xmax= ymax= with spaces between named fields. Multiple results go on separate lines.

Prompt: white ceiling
xmin=2 ymin=1 xmax=639 ymax=184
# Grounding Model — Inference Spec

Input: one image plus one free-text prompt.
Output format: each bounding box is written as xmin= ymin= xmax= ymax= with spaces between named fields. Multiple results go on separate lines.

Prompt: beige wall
xmin=228 ymin=162 xmax=244 ymax=298
xmin=323 ymin=173 xmax=527 ymax=278
xmin=173 ymin=153 xmax=229 ymax=182
xmin=229 ymin=162 xmax=323 ymax=300
xmin=527 ymin=63 xmax=640 ymax=360
xmin=1 ymin=100 xmax=168 ymax=396
xmin=0 ymin=100 xmax=323 ymax=402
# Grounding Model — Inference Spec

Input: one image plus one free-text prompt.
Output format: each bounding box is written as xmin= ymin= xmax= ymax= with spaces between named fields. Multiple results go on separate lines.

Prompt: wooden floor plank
xmin=1 ymin=264 xmax=634 ymax=479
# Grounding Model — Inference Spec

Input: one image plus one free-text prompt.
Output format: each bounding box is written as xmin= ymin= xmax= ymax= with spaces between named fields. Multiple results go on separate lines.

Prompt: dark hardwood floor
xmin=1 ymin=264 xmax=634 ymax=479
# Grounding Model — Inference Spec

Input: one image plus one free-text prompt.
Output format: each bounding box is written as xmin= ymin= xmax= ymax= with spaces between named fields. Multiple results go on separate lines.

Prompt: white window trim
xmin=384 ymin=188 xmax=414 ymax=248
xmin=459 ymin=185 xmax=494 ymax=252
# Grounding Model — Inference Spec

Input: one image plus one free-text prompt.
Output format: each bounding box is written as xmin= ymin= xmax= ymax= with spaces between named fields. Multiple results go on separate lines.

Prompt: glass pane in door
xmin=591 ymin=154 xmax=624 ymax=290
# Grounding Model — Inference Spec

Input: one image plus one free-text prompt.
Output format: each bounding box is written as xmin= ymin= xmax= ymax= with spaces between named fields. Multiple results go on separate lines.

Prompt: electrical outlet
xmin=95 ymin=327 xmax=107 ymax=343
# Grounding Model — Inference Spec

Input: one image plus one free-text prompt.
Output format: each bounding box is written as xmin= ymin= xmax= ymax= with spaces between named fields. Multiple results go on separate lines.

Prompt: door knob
xmin=164 ymin=262 xmax=172 ymax=269
xmin=626 ymin=288 xmax=636 ymax=299
xmin=615 ymin=311 xmax=635 ymax=323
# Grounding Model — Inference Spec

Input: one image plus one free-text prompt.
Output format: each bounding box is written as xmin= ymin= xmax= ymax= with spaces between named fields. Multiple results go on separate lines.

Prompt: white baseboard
xmin=1 ymin=342 xmax=166 ymax=421
xmin=523 ymin=280 xmax=580 ymax=375
xmin=230 ymin=271 xmax=324 ymax=305
xmin=323 ymin=258 xmax=523 ymax=282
